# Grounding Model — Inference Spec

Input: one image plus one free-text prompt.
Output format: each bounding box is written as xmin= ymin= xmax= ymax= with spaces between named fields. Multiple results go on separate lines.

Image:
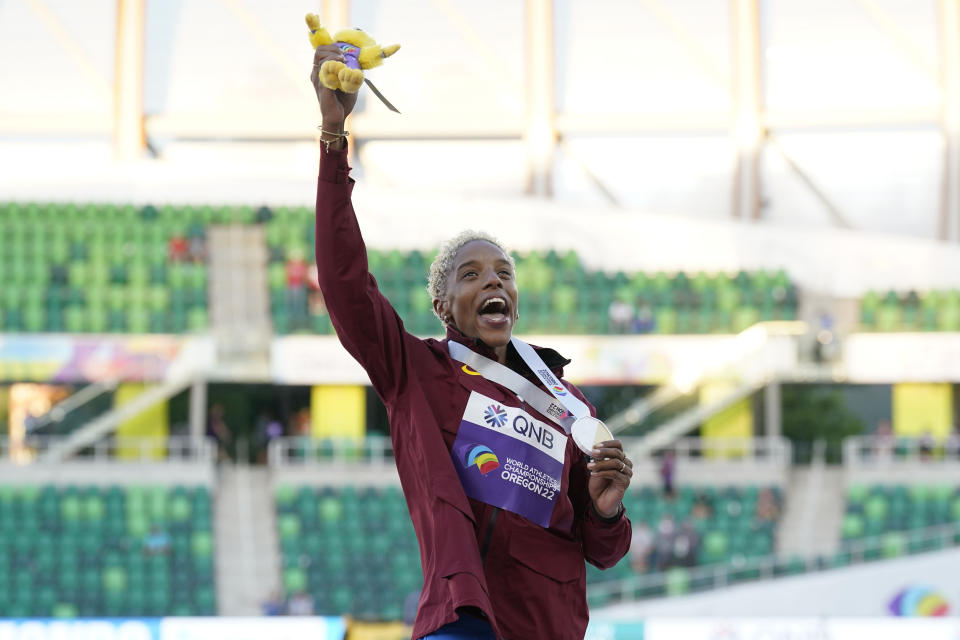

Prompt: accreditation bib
xmin=451 ymin=391 xmax=567 ymax=527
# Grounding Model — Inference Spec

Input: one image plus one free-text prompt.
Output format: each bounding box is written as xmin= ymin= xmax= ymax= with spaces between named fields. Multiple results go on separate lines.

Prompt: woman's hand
xmin=311 ymin=45 xmax=359 ymax=147
xmin=587 ymin=440 xmax=633 ymax=518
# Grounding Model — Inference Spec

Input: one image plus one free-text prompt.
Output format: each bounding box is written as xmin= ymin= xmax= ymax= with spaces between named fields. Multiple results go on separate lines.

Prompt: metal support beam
xmin=730 ymin=0 xmax=763 ymax=220
xmin=190 ymin=378 xmax=208 ymax=445
xmin=940 ymin=0 xmax=960 ymax=242
xmin=764 ymin=380 xmax=781 ymax=448
xmin=114 ymin=0 xmax=146 ymax=161
xmin=524 ymin=0 xmax=556 ymax=197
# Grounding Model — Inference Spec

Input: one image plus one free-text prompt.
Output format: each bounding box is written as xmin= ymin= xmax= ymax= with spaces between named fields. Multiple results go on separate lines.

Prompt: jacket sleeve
xmin=565 ymin=381 xmax=632 ymax=570
xmin=314 ymin=145 xmax=411 ymax=403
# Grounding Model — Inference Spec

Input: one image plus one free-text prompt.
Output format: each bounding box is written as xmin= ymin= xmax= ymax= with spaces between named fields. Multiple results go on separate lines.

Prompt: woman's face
xmin=435 ymin=240 xmax=519 ymax=355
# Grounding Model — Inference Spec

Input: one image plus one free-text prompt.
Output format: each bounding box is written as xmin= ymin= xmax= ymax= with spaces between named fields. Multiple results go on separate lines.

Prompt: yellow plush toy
xmin=306 ymin=13 xmax=400 ymax=95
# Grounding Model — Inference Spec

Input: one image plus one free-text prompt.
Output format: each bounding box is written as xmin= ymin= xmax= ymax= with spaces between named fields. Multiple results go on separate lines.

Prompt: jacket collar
xmin=445 ymin=326 xmax=572 ymax=378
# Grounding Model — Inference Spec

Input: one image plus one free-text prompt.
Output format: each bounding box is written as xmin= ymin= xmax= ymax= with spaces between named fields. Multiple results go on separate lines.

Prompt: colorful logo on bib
xmin=484 ymin=404 xmax=508 ymax=428
xmin=551 ymin=384 xmax=568 ymax=396
xmin=460 ymin=443 xmax=500 ymax=475
xmin=889 ymin=586 xmax=950 ymax=616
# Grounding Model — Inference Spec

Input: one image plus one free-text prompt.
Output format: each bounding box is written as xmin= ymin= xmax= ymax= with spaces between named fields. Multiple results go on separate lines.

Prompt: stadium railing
xmin=844 ymin=435 xmax=960 ymax=466
xmin=22 ymin=380 xmax=118 ymax=437
xmin=267 ymin=436 xmax=791 ymax=469
xmin=267 ymin=435 xmax=395 ymax=467
xmin=1 ymin=435 xmax=216 ymax=463
xmin=627 ymin=437 xmax=792 ymax=463
xmin=586 ymin=519 xmax=960 ymax=607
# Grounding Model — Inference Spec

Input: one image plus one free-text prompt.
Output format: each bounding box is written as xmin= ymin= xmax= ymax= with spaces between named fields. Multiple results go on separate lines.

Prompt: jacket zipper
xmin=479 ymin=506 xmax=499 ymax=562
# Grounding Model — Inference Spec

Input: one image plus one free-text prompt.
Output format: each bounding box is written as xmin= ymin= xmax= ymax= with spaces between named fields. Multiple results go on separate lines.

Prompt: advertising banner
xmin=158 ymin=617 xmax=346 ymax=639
xmin=0 ymin=335 xmax=214 ymax=383
xmin=643 ymin=617 xmax=956 ymax=640
xmin=0 ymin=618 xmax=346 ymax=640
xmin=0 ymin=619 xmax=160 ymax=640
xmin=271 ymin=333 xmax=767 ymax=385
xmin=585 ymin=620 xmax=646 ymax=639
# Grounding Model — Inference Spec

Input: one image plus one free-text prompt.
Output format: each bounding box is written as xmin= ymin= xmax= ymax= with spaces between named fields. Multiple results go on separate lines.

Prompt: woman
xmin=310 ymin=45 xmax=633 ymax=640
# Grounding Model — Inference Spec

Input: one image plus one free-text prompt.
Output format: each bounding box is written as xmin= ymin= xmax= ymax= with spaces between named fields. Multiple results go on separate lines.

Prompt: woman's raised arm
xmin=311 ymin=45 xmax=415 ymax=404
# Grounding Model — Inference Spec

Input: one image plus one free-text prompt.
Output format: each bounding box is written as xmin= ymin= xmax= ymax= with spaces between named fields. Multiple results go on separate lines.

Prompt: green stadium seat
xmin=5 ymin=200 xmax=816 ymax=336
xmin=665 ymin=567 xmax=690 ymax=596
xmin=0 ymin=484 xmax=213 ymax=617
xmin=881 ymin=531 xmax=907 ymax=558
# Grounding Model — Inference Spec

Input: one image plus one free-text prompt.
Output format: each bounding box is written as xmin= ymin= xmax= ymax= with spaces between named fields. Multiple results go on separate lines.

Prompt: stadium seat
xmin=0 ymin=485 xmax=215 ymax=617
xmin=841 ymin=483 xmax=960 ymax=560
xmin=4 ymin=199 xmax=811 ymax=336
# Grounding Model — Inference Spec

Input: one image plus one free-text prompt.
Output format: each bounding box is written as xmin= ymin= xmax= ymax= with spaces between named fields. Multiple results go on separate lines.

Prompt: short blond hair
xmin=427 ymin=230 xmax=515 ymax=323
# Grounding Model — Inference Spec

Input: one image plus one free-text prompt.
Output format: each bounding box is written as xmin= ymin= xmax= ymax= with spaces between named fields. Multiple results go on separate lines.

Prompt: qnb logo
xmin=513 ymin=415 xmax=555 ymax=449
xmin=551 ymin=384 xmax=568 ymax=396
xmin=484 ymin=404 xmax=508 ymax=428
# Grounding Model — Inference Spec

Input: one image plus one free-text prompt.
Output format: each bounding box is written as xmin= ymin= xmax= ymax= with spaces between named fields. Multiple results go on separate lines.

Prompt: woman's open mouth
xmin=478 ymin=296 xmax=510 ymax=327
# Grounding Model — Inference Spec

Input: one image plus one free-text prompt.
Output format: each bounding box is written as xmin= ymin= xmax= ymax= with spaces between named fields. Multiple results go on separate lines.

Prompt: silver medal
xmin=570 ymin=416 xmax=613 ymax=455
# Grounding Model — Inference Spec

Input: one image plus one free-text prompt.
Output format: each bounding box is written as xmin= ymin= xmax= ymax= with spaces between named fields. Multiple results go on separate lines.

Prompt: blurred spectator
xmin=608 ymin=299 xmax=635 ymax=334
xmin=872 ymin=420 xmax=894 ymax=461
xmin=207 ymin=403 xmax=232 ymax=462
xmin=633 ymin=301 xmax=655 ymax=333
xmin=629 ymin=522 xmax=654 ymax=573
xmin=919 ymin=430 xmax=935 ymax=461
xmin=143 ymin=526 xmax=171 ymax=556
xmin=255 ymin=411 xmax=285 ymax=464
xmin=287 ymin=590 xmax=315 ymax=616
xmin=691 ymin=492 xmax=712 ymax=521
xmin=286 ymin=250 xmax=309 ymax=331
xmin=724 ymin=496 xmax=743 ymax=519
xmin=812 ymin=312 xmax=838 ymax=362
xmin=290 ymin=408 xmax=312 ymax=437
xmin=659 ymin=450 xmax=676 ymax=499
xmin=188 ymin=233 xmax=207 ymax=263
xmin=168 ymin=235 xmax=189 ymax=262
xmin=654 ymin=515 xmax=677 ymax=571
xmin=261 ymin=589 xmax=286 ymax=616
xmin=754 ymin=488 xmax=780 ymax=524
xmin=673 ymin=520 xmax=700 ymax=568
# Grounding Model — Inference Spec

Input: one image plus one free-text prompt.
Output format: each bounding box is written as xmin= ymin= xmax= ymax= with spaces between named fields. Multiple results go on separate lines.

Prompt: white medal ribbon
xmin=447 ymin=337 xmax=614 ymax=453
xmin=448 ymin=340 xmax=576 ymax=432
xmin=509 ymin=337 xmax=590 ymax=419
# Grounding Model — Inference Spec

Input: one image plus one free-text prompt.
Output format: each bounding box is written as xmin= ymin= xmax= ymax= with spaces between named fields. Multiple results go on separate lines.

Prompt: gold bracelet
xmin=317 ymin=127 xmax=349 ymax=153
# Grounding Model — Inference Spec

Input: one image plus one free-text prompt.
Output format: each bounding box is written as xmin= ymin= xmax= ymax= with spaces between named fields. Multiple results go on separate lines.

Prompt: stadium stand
xmin=0 ymin=202 xmax=243 ymax=334
xmin=0 ymin=484 xmax=215 ymax=617
xmin=586 ymin=485 xmax=783 ymax=591
xmin=859 ymin=289 xmax=960 ymax=332
xmin=271 ymin=481 xmax=782 ymax=617
xmin=1 ymin=201 xmax=800 ymax=336
xmin=841 ymin=484 xmax=960 ymax=549
xmin=273 ymin=484 xmax=419 ymax=620
xmin=275 ymin=205 xmax=800 ymax=335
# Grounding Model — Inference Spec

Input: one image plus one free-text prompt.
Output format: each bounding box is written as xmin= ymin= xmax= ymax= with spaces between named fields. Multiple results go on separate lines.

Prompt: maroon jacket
xmin=315 ymin=146 xmax=631 ymax=640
